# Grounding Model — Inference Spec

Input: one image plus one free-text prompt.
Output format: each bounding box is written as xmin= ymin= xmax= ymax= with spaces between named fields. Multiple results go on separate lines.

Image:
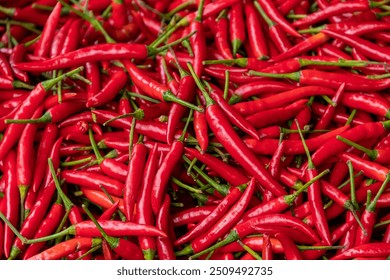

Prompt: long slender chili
xmin=188 ymin=63 xmax=286 ymax=197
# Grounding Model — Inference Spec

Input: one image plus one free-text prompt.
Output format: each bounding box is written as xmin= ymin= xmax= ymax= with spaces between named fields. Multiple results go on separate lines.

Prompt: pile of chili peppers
xmin=1 ymin=0 xmax=390 ymax=261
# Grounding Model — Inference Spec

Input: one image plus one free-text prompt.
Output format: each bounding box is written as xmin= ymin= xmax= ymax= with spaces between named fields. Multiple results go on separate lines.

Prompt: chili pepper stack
xmin=0 ymin=0 xmax=390 ymax=260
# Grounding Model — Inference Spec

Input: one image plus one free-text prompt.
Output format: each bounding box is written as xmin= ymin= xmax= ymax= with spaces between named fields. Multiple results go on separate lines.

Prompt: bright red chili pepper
xmin=156 ymin=194 xmax=176 ymax=260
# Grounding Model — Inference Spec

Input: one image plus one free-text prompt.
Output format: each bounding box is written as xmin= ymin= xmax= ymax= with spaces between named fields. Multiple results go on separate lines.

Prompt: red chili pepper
xmin=177 ymin=177 xmax=255 ymax=256
xmin=233 ymin=86 xmax=334 ymax=117
xmin=1 ymin=150 xmax=19 ymax=258
xmin=245 ymin=99 xmax=308 ymax=129
xmin=8 ymin=179 xmax=56 ymax=260
xmin=214 ymin=11 xmax=233 ymax=60
xmin=123 ymin=141 xmax=148 ymax=221
xmin=229 ymin=2 xmax=245 ymax=56
xmin=244 ymin=1 xmax=268 ymax=60
xmin=31 ymin=124 xmax=58 ymax=193
xmin=188 ymin=213 xmax=320 ymax=259
xmin=62 ymin=170 xmax=124 ymax=197
xmin=16 ymin=106 xmax=43 ymax=216
xmin=331 ymin=242 xmax=390 ymax=260
xmin=27 ymin=238 xmax=102 ymax=260
xmin=81 ymin=188 xmax=125 ymax=213
xmin=190 ymin=64 xmax=287 ymax=197
xmin=0 ymin=68 xmax=82 ymax=160
xmin=22 ymin=197 xmax=64 ymax=260
xmin=175 ymin=182 xmax=249 ymax=246
xmin=193 ymin=107 xmax=209 ymax=152
xmin=33 ymin=2 xmax=62 ymax=58
xmin=256 ymin=0 xmax=301 ymax=38
xmin=122 ymin=60 xmax=201 ymax=112
xmin=156 ymin=194 xmax=176 ymax=260
xmin=172 ymin=205 xmax=216 ymax=227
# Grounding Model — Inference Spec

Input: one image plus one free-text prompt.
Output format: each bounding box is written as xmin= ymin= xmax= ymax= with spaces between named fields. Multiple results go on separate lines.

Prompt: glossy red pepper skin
xmin=156 ymin=194 xmax=176 ymax=260
xmin=61 ymin=170 xmax=124 ymax=197
xmin=27 ymin=238 xmax=102 ymax=260
xmin=123 ymin=143 xmax=148 ymax=221
xmin=151 ymin=140 xmax=184 ymax=214
xmin=205 ymin=102 xmax=286 ymax=197
xmin=9 ymin=180 xmax=57 ymax=260
xmin=15 ymin=44 xmax=150 ymax=72
xmin=22 ymin=201 xmax=64 ymax=260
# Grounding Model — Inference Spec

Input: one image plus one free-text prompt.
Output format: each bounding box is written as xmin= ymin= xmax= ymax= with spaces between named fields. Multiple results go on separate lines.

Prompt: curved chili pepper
xmin=31 ymin=124 xmax=58 ymax=193
xmin=274 ymin=232 xmax=303 ymax=260
xmin=81 ymin=188 xmax=125 ymax=213
xmin=86 ymin=70 xmax=127 ymax=108
xmin=156 ymin=194 xmax=176 ymax=260
xmin=175 ymin=182 xmax=249 ymax=246
xmin=177 ymin=177 xmax=255 ymax=256
xmin=22 ymin=197 xmax=64 ymax=260
xmin=214 ymin=11 xmax=233 ymax=60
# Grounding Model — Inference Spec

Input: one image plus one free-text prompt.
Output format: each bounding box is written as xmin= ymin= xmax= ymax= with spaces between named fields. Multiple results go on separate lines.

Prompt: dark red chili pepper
xmin=254 ymin=1 xmax=292 ymax=54
xmin=229 ymin=81 xmax=296 ymax=104
xmin=189 ymin=0 xmax=206 ymax=77
xmin=214 ymin=11 xmax=233 ymax=60
xmin=274 ymin=232 xmax=303 ymax=260
xmin=0 ymin=53 xmax=13 ymax=81
xmin=60 ymin=19 xmax=84 ymax=55
xmin=132 ymin=143 xmax=159 ymax=259
xmin=27 ymin=238 xmax=102 ymax=260
xmin=156 ymin=194 xmax=176 ymax=260
xmin=270 ymin=33 xmax=330 ymax=62
xmin=193 ymin=107 xmax=209 ymax=152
